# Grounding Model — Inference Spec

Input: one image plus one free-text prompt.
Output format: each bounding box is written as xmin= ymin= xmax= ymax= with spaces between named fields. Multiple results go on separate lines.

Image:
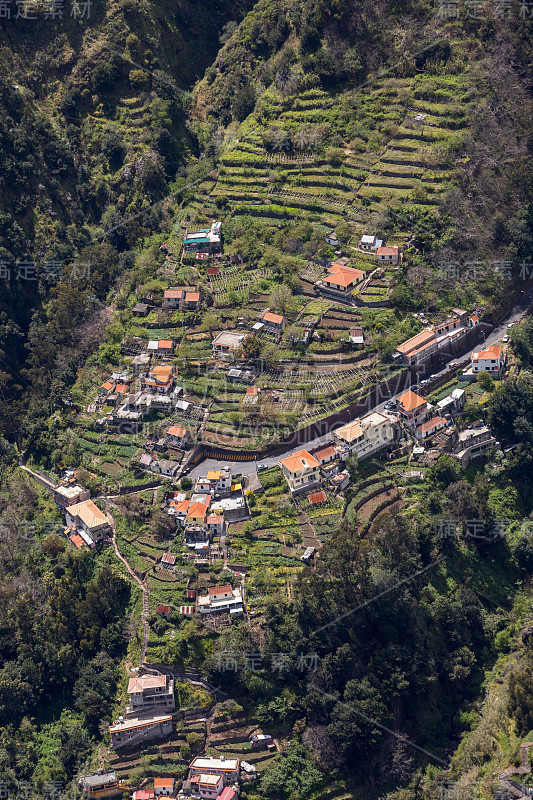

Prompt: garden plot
xmin=267 ymin=187 xmax=350 ymax=210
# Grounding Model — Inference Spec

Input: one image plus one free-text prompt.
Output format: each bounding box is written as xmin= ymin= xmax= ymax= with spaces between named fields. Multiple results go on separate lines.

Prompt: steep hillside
xmin=0 ymin=0 xmax=255 ymax=438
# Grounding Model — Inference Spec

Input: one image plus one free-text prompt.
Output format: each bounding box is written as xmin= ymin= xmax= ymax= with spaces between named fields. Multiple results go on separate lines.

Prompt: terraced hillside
xmin=202 ymin=71 xmax=469 ymax=239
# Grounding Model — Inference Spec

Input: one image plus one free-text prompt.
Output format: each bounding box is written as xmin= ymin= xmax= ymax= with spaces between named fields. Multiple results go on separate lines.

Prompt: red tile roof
xmin=157 ymin=604 xmax=171 ymax=614
xmin=309 ymin=490 xmax=327 ymax=505
xmin=398 ymin=390 xmax=426 ymax=412
xmin=209 ymin=585 xmax=232 ymax=596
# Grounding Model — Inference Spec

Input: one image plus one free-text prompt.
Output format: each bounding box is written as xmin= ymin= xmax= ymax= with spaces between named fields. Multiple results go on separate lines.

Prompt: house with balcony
xmin=279 ymin=449 xmax=321 ymax=495
xmin=53 ymin=483 xmax=90 ymax=511
xmin=65 ymin=500 xmax=111 ymax=547
xmin=142 ymin=364 xmax=174 ymax=394
xmin=212 ymin=331 xmax=248 ymax=361
xmin=396 ymin=390 xmax=429 ymax=430
xmin=125 ymin=674 xmax=175 ymax=717
xmin=471 ymin=344 xmax=505 ymax=376
xmin=334 ymin=411 xmax=397 ymax=461
xmin=196 ymin=585 xmax=244 ymax=616
xmin=109 ymin=714 xmax=172 ymax=750
xmin=194 ymin=467 xmax=232 ymax=497
xmin=189 ymin=755 xmax=240 ymax=785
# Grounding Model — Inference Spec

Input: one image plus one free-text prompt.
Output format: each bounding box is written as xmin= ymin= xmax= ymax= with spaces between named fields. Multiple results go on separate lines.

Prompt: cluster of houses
xmin=165 ymin=467 xmax=249 ymax=563
xmin=392 ymin=308 xmax=500 ymax=373
xmin=277 ymin=380 xmax=497 ymax=496
xmin=82 ymin=752 xmax=241 ymax=800
xmin=53 ymin=476 xmax=111 ymax=549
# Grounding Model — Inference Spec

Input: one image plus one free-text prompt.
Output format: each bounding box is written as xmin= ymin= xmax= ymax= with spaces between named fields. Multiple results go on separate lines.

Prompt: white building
xmin=334 ymin=411 xmax=396 ymax=460
xmin=279 ymin=449 xmax=321 ymax=495
xmin=471 ymin=344 xmax=505 ymax=376
xmin=189 ymin=756 xmax=240 ymax=785
xmin=359 ymin=234 xmax=382 ymax=252
xmin=196 ymin=585 xmax=244 ymax=616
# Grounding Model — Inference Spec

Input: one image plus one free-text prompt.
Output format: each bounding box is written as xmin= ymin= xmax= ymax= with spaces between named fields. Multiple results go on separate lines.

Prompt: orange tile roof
xmin=398 ymin=390 xmax=426 ymax=412
xmin=472 ymin=344 xmax=502 ymax=361
xmin=154 ymin=779 xmax=173 ymax=788
xmin=164 ymin=289 xmax=183 ymax=299
xmin=280 ymin=449 xmax=320 ymax=473
xmin=101 ymin=381 xmax=114 ymax=391
xmin=187 ymin=502 xmax=208 ymax=518
xmin=70 ymin=534 xmax=85 ymax=549
xmin=376 ymin=246 xmax=399 ymax=256
xmin=246 ymin=387 xmax=258 ymax=396
xmin=150 ymin=365 xmax=173 ymax=379
xmin=172 ymin=499 xmax=190 ymax=515
xmin=262 ymin=311 xmax=284 ymax=324
xmin=115 ymin=383 xmax=128 ymax=393
xmin=396 ymin=330 xmax=435 ymax=355
xmin=312 ymin=445 xmax=336 ymax=461
xmin=309 ymin=490 xmax=327 ymax=504
xmin=417 ymin=416 xmax=446 ymax=434
xmin=168 ymin=425 xmax=188 ymax=438
xmin=158 ymin=340 xmax=173 ymax=349
xmin=207 ymin=514 xmax=224 ymax=523
xmin=209 ymin=585 xmax=232 ymax=596
xmin=326 ymin=265 xmax=365 ymax=288
xmin=185 ymin=291 xmax=200 ymax=302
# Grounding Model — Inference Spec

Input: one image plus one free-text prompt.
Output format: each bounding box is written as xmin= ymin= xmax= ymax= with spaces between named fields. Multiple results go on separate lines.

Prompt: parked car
xmin=503 ymin=335 xmax=509 ymax=343
xmin=257 ymin=463 xmax=268 ymax=471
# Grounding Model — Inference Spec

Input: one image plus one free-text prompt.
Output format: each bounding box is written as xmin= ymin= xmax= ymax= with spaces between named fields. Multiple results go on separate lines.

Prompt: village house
xmin=99 ymin=380 xmax=115 ymax=397
xmin=183 ymin=220 xmax=222 ymax=254
xmin=167 ymin=425 xmax=191 ymax=447
xmin=187 ymin=501 xmax=209 ymax=527
xmin=126 ymin=674 xmax=175 ymax=717
xmin=80 ymin=772 xmax=129 ymax=800
xmin=142 ymin=364 xmax=174 ymax=394
xmin=109 ymin=715 xmax=172 ymax=750
xmin=207 ymin=514 xmax=226 ymax=536
xmin=317 ymin=263 xmax=366 ymax=297
xmin=194 ymin=467 xmax=232 ymax=497
xmin=212 ymin=331 xmax=248 ymax=361
xmin=436 ymin=387 xmax=466 ymax=415
xmin=163 ymin=288 xmax=201 ymax=310
xmin=415 ymin=416 xmax=448 ymax=440
xmin=279 ymin=449 xmax=321 ymax=495
xmin=133 ymin=790 xmax=153 ymax=800
xmin=395 ymin=329 xmax=438 ymax=367
xmin=376 ymin=245 xmax=400 ymax=265
xmin=153 ymin=779 xmax=174 ymax=798
xmin=325 ymin=231 xmax=339 ymax=247
xmin=132 ymin=303 xmax=149 ymax=317
xmin=156 ymin=460 xmax=180 ymax=479
xmin=396 ymin=390 xmax=430 ymax=430
xmin=471 ymin=344 xmax=505 ymax=376
xmin=257 ymin=310 xmax=287 ymax=334
xmin=334 ymin=410 xmax=397 ymax=461
xmin=359 ymin=234 xmax=383 ymax=252
xmin=196 ymin=585 xmax=244 ymax=616
xmin=131 ymin=353 xmax=151 ymax=373
xmin=242 ymin=386 xmax=260 ymax=406
xmin=65 ymin=500 xmax=111 ymax=547
xmin=160 ymin=552 xmax=176 ymax=570
xmin=189 ymin=756 xmax=240 ymax=785
xmin=156 ymin=604 xmax=171 ymax=620
xmin=53 ymin=483 xmax=90 ymax=510
xmin=453 ymin=424 xmax=498 ymax=468
xmin=310 ymin=443 xmax=337 ymax=467
xmin=348 ymin=327 xmax=365 ymax=347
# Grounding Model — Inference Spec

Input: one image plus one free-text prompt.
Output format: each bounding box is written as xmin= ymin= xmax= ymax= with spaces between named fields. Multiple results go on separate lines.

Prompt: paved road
xmin=186 ymin=288 xmax=533 ymax=482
